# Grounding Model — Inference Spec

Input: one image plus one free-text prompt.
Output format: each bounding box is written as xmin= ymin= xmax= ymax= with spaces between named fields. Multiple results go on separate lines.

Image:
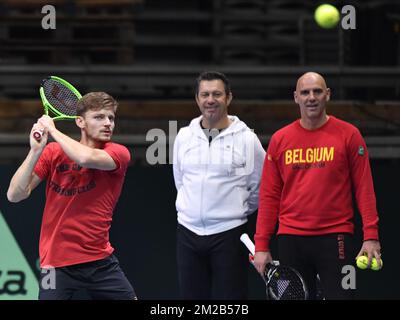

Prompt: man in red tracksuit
xmin=254 ymin=72 xmax=381 ymax=299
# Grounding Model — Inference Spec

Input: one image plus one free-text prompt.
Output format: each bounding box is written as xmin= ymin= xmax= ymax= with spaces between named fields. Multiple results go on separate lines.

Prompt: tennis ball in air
xmin=356 ymin=255 xmax=368 ymax=269
xmin=371 ymin=257 xmax=383 ymax=271
xmin=314 ymin=4 xmax=340 ymax=29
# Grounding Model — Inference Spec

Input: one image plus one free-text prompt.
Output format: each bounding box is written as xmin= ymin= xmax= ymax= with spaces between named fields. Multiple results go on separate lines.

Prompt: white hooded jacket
xmin=173 ymin=115 xmax=266 ymax=235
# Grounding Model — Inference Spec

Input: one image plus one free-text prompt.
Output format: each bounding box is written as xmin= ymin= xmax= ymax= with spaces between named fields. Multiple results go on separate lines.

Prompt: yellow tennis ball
xmin=314 ymin=4 xmax=340 ymax=29
xmin=356 ymin=255 xmax=368 ymax=270
xmin=371 ymin=257 xmax=383 ymax=271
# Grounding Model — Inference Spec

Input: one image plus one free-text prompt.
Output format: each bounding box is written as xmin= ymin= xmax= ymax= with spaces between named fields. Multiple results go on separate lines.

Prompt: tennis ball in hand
xmin=371 ymin=257 xmax=383 ymax=271
xmin=314 ymin=4 xmax=340 ymax=29
xmin=356 ymin=255 xmax=369 ymax=269
xmin=356 ymin=256 xmax=383 ymax=270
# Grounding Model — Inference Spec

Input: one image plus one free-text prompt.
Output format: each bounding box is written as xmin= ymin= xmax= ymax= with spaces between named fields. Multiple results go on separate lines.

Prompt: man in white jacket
xmin=173 ymin=71 xmax=266 ymax=299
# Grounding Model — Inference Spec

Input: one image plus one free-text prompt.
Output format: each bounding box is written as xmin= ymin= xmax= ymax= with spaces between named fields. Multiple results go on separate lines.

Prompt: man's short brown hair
xmin=77 ymin=92 xmax=118 ymax=116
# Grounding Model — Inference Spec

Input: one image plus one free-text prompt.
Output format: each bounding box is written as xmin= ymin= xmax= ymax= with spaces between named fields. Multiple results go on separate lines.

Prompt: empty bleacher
xmin=0 ymin=0 xmax=348 ymax=66
xmin=0 ymin=0 xmax=141 ymax=64
xmin=0 ymin=1 xmax=399 ymax=164
xmin=0 ymin=0 xmax=399 ymax=101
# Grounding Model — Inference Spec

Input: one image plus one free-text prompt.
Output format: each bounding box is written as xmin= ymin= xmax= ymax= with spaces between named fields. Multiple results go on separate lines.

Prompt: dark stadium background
xmin=0 ymin=0 xmax=399 ymax=299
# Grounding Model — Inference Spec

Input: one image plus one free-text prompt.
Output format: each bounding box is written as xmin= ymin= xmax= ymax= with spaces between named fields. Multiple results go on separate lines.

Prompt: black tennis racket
xmin=240 ymin=233 xmax=309 ymax=300
xmin=33 ymin=76 xmax=82 ymax=141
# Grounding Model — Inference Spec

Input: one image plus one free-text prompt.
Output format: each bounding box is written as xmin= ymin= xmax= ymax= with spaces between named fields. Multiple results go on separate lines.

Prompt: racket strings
xmin=267 ymin=266 xmax=307 ymax=300
xmin=43 ymin=79 xmax=79 ymax=116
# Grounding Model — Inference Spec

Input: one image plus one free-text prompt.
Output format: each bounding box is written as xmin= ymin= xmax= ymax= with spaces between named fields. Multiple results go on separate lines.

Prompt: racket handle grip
xmin=33 ymin=129 xmax=43 ymax=141
xmin=240 ymin=233 xmax=255 ymax=255
xmin=241 ymin=233 xmax=280 ymax=266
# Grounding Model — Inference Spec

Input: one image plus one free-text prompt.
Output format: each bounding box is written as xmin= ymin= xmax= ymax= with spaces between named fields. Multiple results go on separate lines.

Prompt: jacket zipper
xmin=199 ymin=136 xmax=210 ymax=231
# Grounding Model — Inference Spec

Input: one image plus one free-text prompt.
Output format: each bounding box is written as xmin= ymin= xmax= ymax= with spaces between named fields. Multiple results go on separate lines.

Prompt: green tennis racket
xmin=33 ymin=76 xmax=82 ymax=141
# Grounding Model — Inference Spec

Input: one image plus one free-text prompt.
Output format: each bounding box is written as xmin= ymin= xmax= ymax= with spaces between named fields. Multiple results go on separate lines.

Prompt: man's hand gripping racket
xmin=240 ymin=233 xmax=309 ymax=300
xmin=33 ymin=76 xmax=82 ymax=141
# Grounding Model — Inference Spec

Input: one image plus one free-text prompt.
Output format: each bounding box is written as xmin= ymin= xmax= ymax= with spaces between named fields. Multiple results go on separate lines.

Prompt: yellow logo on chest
xmin=285 ymin=147 xmax=334 ymax=165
